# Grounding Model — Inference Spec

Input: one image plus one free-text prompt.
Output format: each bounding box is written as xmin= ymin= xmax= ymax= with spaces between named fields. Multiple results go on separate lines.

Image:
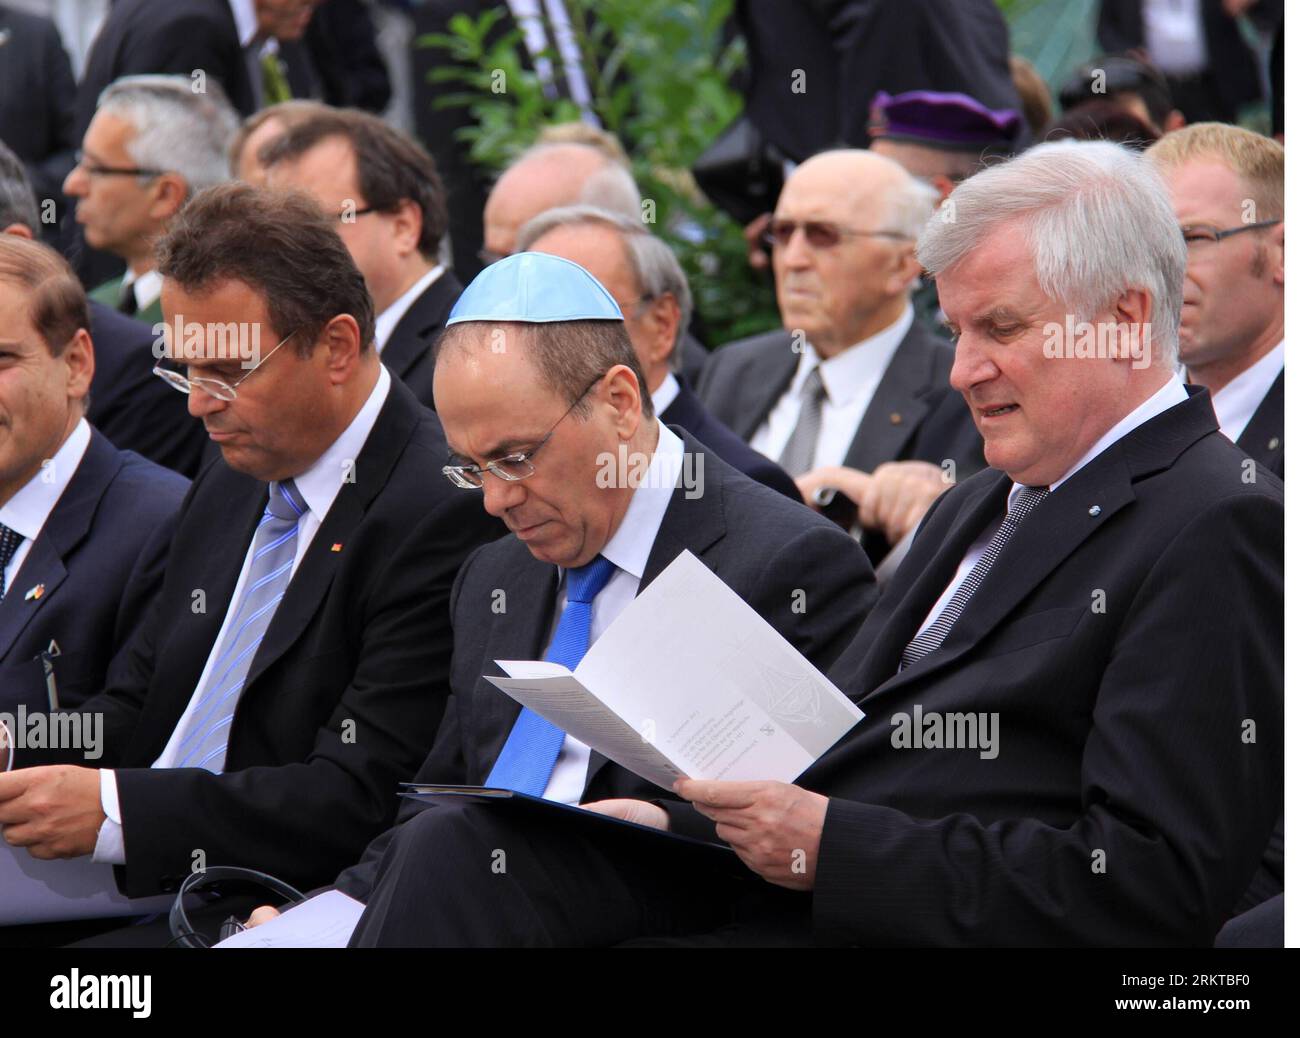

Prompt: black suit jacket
xmin=23 ymin=378 xmax=504 ymax=897
xmin=0 ymin=5 xmax=76 ymax=216
xmin=660 ymin=382 xmax=800 ymax=502
xmin=1236 ymin=370 xmax=1283 ymax=480
xmin=381 ymin=271 xmax=462 ymax=409
xmin=75 ymin=0 xmax=253 ymax=137
xmin=795 ymin=389 xmax=1282 ymax=946
xmin=697 ymin=313 xmax=985 ymax=480
xmin=731 ymin=0 xmax=1026 ymax=163
xmin=86 ymin=301 xmax=210 ymax=478
xmin=335 ymin=429 xmax=878 ymax=899
xmin=0 ymin=430 xmax=186 ymax=714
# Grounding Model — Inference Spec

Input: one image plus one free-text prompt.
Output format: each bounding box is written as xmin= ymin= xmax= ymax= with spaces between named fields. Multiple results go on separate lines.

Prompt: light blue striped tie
xmin=175 ymin=480 xmax=305 ymax=772
xmin=485 ymin=554 xmax=617 ymax=795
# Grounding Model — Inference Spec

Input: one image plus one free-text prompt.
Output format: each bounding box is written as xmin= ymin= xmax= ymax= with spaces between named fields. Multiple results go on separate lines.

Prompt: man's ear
xmin=63 ymin=327 xmax=95 ymax=404
xmin=1270 ymin=221 xmax=1283 ymax=285
xmin=390 ymin=199 xmax=424 ymax=258
xmin=2 ymin=223 xmax=35 ymax=240
xmin=321 ymin=313 xmax=364 ymax=382
xmin=151 ymin=174 xmax=190 ymax=221
xmin=644 ymin=293 xmax=680 ymax=369
xmin=603 ymin=364 xmax=644 ymax=439
xmin=888 ymin=248 xmax=924 ymax=295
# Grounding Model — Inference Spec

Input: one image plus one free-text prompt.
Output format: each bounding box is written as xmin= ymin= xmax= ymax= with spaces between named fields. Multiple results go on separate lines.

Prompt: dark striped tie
xmin=0 ymin=523 xmax=26 ymax=599
xmin=899 ymin=486 xmax=1049 ymax=669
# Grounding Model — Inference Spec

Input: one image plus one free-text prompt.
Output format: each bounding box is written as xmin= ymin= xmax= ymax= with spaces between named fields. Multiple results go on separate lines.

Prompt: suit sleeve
xmin=109 ymin=493 xmax=498 ymax=897
xmin=811 ymin=493 xmax=1283 ymax=946
xmin=660 ymin=517 xmax=879 ymax=843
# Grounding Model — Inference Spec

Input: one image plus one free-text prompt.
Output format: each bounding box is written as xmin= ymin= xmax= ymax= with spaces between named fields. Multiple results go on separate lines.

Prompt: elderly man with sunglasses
xmin=0 ymin=183 xmax=502 ymax=945
xmin=697 ymin=150 xmax=984 ymax=564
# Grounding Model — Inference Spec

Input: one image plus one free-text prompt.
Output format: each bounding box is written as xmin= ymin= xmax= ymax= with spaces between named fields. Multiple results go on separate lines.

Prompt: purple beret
xmin=871 ymin=90 xmax=1022 ymax=153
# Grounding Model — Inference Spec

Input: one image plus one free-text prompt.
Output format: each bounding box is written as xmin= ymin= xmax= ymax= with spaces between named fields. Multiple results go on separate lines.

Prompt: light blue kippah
xmin=447 ymin=251 xmax=623 ymax=325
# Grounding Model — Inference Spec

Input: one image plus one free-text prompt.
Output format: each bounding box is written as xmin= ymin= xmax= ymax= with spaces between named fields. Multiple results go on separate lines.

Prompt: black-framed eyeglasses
xmin=763 ymin=218 xmax=913 ymax=249
xmin=151 ymin=329 xmax=299 ymax=401
xmin=1181 ymin=220 xmax=1281 ymax=247
xmin=442 ymin=372 xmax=606 ymax=489
xmin=73 ymin=149 xmax=165 ymax=179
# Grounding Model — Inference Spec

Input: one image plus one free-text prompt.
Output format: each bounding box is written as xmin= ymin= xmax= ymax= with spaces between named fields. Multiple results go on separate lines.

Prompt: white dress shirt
xmin=1142 ymin=0 xmax=1209 ymax=76
xmin=909 ymin=374 xmax=1190 ymax=647
xmin=1206 ymin=340 xmax=1283 ymax=444
xmin=539 ymin=421 xmax=684 ymax=804
xmin=0 ymin=419 xmax=92 ymax=596
xmin=120 ymin=268 xmax=163 ymax=315
xmin=749 ymin=306 xmax=913 ymax=470
xmin=93 ymin=367 xmax=394 ymax=864
xmin=373 ymin=265 xmax=446 ymax=355
xmin=650 ymin=372 xmax=681 ymax=416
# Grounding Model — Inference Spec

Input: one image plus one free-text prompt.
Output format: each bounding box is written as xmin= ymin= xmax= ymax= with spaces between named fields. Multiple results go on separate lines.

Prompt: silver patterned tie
xmin=777 ymin=366 xmax=826 ymax=476
xmin=174 ymin=480 xmax=306 ymax=772
xmin=899 ymin=486 xmax=1049 ymax=669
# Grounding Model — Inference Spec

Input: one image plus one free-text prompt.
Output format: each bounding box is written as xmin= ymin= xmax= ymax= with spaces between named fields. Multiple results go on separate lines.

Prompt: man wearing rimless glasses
xmin=697 ymin=150 xmax=985 ymax=562
xmin=0 ymin=184 xmax=500 ymax=944
xmin=1148 ymin=123 xmax=1284 ymax=479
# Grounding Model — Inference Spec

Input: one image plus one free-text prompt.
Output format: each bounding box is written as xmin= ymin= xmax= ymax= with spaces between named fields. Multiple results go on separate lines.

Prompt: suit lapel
xmin=736 ymin=334 xmax=799 ymax=441
xmin=473 ymin=545 xmax=559 ymax=778
xmin=239 ymin=380 xmax=420 ymax=693
xmin=842 ymin=318 xmax=942 ymax=473
xmin=1236 ymin=369 xmax=1283 ymax=474
xmin=0 ymin=432 xmax=121 ymax=662
xmin=380 ymin=273 xmax=461 ymax=384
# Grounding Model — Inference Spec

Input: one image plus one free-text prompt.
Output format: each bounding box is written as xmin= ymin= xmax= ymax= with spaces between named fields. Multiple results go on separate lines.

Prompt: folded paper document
xmin=484 ymin=550 xmax=863 ymax=790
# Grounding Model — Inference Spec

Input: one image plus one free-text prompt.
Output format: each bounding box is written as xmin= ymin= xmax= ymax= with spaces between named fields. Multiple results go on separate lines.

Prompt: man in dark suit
xmin=1096 ymin=0 xmax=1278 ymax=125
xmin=1149 ymin=123 xmax=1284 ymax=479
xmin=329 ymin=142 xmax=1278 ymax=948
xmin=261 ymin=109 xmax=461 ymax=409
xmin=0 ymin=236 xmax=185 ymax=718
xmin=0 ymin=185 xmax=501 ymax=913
xmin=1 ymin=142 xmax=211 ymax=478
xmin=66 ymin=76 xmax=239 ymax=327
xmin=236 ymin=251 xmax=875 ymax=943
xmin=519 ymin=206 xmax=800 ymax=501
xmin=698 ymin=149 xmax=983 ymax=555
xmin=0 ymin=4 xmax=76 ymax=239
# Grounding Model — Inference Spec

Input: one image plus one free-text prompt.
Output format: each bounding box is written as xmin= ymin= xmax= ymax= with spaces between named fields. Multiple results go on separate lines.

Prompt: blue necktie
xmin=485 ymin=554 xmax=618 ymax=795
xmin=174 ymin=480 xmax=305 ymax=772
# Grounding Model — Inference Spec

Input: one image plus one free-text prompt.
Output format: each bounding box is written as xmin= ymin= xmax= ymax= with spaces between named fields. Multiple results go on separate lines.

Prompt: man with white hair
xmin=697 ymin=149 xmax=984 ymax=559
xmin=325 ymin=141 xmax=1282 ymax=947
xmin=64 ymin=76 xmax=239 ymax=326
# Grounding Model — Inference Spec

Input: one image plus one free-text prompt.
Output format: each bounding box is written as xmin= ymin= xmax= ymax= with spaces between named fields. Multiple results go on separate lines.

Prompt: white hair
xmin=880 ymin=173 xmax=940 ymax=240
xmin=916 ymin=140 xmax=1184 ymax=367
xmin=517 ymin=204 xmax=693 ymax=369
xmin=97 ymin=75 xmax=239 ymax=196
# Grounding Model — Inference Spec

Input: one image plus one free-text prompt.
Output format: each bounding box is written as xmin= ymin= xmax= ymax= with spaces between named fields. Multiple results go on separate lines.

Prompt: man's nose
xmin=481 ymin=473 xmax=526 ymax=518
xmin=949 ymin=334 xmax=998 ymax=394
xmin=186 ymin=384 xmax=226 ymax=419
xmin=62 ymin=165 xmax=86 ymax=197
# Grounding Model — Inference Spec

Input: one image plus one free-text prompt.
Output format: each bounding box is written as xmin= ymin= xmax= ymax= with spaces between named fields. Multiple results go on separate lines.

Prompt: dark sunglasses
xmin=763 ymin=218 xmax=912 ymax=249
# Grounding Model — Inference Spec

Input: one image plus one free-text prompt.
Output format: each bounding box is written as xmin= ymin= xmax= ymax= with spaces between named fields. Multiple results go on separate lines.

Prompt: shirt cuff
xmin=92 ymin=769 xmax=126 ymax=865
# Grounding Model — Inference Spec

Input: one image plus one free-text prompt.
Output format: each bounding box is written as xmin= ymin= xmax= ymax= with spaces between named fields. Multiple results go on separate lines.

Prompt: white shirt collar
xmin=555 ymin=420 xmax=683 ymax=585
xmin=122 ymin=268 xmax=163 ymax=312
xmin=227 ymin=0 xmax=260 ymax=48
xmin=793 ymin=305 xmax=913 ymax=405
xmin=1009 ymin=372 xmax=1189 ymax=505
xmin=373 ymin=265 xmax=446 ymax=354
xmin=289 ymin=366 xmax=392 ymax=522
xmin=0 ymin=419 xmax=93 ymax=540
xmin=650 ymin=372 xmax=681 ymax=415
xmin=1207 ymin=339 xmax=1284 ymax=443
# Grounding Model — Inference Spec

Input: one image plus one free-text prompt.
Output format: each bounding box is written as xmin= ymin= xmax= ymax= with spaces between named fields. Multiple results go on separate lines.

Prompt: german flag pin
xmin=25 ymin=584 xmax=45 ymax=601
xmin=331 ymin=543 xmax=343 ymax=552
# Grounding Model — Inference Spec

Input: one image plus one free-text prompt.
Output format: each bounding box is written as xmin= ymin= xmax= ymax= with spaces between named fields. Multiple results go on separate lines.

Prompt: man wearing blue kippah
xmin=241 ymin=252 xmax=878 ymax=945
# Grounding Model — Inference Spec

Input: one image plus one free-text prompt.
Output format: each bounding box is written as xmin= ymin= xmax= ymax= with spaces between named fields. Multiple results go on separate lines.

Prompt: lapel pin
xmin=889 ymin=412 xmax=903 ymax=425
xmin=331 ymin=542 xmax=343 ymax=552
xmin=25 ymin=584 xmax=45 ymax=601
xmin=1268 ymin=437 xmax=1280 ymax=451
xmin=1088 ymin=505 xmax=1101 ymax=517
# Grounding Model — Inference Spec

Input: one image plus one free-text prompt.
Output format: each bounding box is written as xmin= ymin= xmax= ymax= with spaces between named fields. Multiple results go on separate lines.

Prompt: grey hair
xmin=0 ymin=140 xmax=40 ymax=231
xmin=517 ymin=204 xmax=694 ymax=371
xmin=879 ymin=173 xmax=940 ymax=240
xmin=916 ymin=139 xmax=1183 ymax=367
xmin=97 ymin=75 xmax=239 ymax=196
